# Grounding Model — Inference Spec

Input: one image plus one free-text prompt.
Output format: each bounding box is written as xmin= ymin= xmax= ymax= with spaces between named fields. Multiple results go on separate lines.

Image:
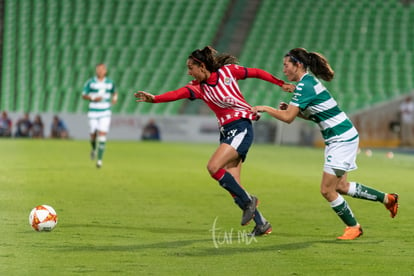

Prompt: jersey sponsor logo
xmin=224 ymin=77 xmax=232 ymax=85
xmin=292 ymin=91 xmax=302 ymax=102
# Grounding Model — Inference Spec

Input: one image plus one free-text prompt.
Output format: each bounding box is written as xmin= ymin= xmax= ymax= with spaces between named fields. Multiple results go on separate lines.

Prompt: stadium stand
xmin=0 ymin=0 xmax=413 ymax=116
xmin=239 ymin=0 xmax=414 ymax=114
xmin=0 ymin=0 xmax=230 ymax=114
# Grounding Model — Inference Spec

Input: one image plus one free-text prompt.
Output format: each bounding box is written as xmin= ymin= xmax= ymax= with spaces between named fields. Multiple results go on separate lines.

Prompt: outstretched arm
xmin=278 ymin=102 xmax=310 ymax=120
xmin=245 ymin=68 xmax=295 ymax=92
xmin=252 ymin=103 xmax=300 ymax=124
xmin=135 ymin=87 xmax=193 ymax=103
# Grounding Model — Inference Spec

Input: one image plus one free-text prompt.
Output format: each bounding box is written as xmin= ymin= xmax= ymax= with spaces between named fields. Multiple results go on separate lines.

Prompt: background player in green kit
xmin=252 ymin=48 xmax=399 ymax=240
xmin=82 ymin=63 xmax=118 ymax=168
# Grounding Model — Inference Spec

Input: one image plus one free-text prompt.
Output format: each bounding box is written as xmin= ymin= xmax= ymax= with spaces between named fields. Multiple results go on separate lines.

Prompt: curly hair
xmin=189 ymin=46 xmax=238 ymax=72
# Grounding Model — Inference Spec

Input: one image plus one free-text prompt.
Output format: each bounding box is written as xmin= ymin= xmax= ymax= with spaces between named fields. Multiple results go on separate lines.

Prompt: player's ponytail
xmin=286 ymin=48 xmax=334 ymax=81
xmin=189 ymin=46 xmax=238 ymax=72
xmin=307 ymin=52 xmax=334 ymax=81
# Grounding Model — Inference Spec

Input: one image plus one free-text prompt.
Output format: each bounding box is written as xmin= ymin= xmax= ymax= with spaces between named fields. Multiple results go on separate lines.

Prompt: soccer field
xmin=0 ymin=139 xmax=413 ymax=275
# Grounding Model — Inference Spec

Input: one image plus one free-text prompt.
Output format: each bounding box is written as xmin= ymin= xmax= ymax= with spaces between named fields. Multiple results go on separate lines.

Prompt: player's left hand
xmin=279 ymin=102 xmax=289 ymax=110
xmin=112 ymin=94 xmax=118 ymax=104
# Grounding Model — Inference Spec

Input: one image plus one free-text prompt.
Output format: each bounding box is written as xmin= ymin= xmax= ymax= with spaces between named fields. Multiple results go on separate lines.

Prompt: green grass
xmin=0 ymin=139 xmax=413 ymax=275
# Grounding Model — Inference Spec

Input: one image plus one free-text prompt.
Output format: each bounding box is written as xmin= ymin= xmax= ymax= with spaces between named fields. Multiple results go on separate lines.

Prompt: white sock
xmin=329 ymin=194 xmax=344 ymax=208
xmin=347 ymin=182 xmax=357 ymax=196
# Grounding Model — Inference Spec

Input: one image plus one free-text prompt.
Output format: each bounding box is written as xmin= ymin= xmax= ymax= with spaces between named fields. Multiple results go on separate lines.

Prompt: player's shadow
xmin=56 ymin=224 xmax=383 ymax=255
xmin=63 ymin=223 xmax=207 ymax=234
xmin=193 ymin=238 xmax=383 ymax=256
xmin=56 ymin=238 xmax=381 ymax=255
xmin=56 ymin=238 xmax=212 ymax=253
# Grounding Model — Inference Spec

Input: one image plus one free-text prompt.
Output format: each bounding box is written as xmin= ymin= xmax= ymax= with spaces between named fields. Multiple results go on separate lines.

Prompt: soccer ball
xmin=29 ymin=205 xmax=58 ymax=231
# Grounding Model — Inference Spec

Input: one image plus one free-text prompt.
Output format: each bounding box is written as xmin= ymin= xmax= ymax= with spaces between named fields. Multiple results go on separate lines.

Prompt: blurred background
xmin=0 ymin=0 xmax=413 ymax=146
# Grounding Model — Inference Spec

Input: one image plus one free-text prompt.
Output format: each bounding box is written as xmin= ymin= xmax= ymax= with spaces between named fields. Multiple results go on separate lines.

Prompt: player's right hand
xmin=135 ymin=91 xmax=155 ymax=103
xmin=282 ymin=83 xmax=295 ymax=93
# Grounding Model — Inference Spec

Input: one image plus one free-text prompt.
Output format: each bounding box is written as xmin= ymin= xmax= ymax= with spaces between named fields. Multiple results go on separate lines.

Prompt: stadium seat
xmin=0 ymin=0 xmax=233 ymax=114
xmin=239 ymin=0 xmax=413 ymax=113
xmin=2 ymin=0 xmax=412 ymax=116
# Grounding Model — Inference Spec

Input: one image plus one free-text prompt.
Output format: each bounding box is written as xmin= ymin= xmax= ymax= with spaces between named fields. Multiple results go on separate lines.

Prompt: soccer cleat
xmin=385 ymin=193 xmax=399 ymax=218
xmin=337 ymin=225 xmax=363 ymax=240
xmin=241 ymin=196 xmax=258 ymax=226
xmin=96 ymin=160 xmax=102 ymax=168
xmin=90 ymin=150 xmax=96 ymax=160
xmin=248 ymin=222 xmax=272 ymax=237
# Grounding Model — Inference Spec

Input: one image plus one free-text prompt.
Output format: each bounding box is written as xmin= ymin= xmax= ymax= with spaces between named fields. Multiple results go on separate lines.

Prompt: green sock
xmin=96 ymin=135 xmax=107 ymax=160
xmin=348 ymin=182 xmax=386 ymax=203
xmin=97 ymin=141 xmax=106 ymax=160
xmin=91 ymin=140 xmax=96 ymax=151
xmin=330 ymin=194 xmax=358 ymax=227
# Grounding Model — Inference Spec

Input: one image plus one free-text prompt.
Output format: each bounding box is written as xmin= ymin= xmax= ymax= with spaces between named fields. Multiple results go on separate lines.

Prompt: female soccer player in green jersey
xmin=82 ymin=64 xmax=118 ymax=168
xmin=252 ymin=48 xmax=399 ymax=240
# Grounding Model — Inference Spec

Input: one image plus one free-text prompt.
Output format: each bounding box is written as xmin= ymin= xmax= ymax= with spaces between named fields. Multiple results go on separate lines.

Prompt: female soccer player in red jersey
xmin=135 ymin=46 xmax=295 ymax=236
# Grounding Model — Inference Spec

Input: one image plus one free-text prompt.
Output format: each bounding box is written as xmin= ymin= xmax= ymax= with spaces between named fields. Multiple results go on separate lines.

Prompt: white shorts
xmin=89 ymin=116 xmax=111 ymax=134
xmin=323 ymin=138 xmax=359 ymax=176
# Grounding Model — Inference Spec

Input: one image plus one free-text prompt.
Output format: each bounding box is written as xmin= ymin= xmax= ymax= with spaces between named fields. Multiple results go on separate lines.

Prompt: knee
xmin=207 ymin=164 xmax=226 ymax=181
xmin=206 ymin=162 xmax=220 ymax=176
xmin=320 ymin=187 xmax=336 ymax=201
xmin=320 ymin=187 xmax=329 ymax=200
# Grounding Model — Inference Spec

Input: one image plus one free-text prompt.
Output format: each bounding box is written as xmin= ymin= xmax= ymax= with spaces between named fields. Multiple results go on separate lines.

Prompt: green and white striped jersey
xmin=290 ymin=73 xmax=358 ymax=145
xmin=82 ymin=77 xmax=116 ymax=119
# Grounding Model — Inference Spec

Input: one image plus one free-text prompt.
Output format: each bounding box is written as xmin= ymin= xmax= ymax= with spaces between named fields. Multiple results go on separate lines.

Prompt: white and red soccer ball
xmin=29 ymin=205 xmax=58 ymax=231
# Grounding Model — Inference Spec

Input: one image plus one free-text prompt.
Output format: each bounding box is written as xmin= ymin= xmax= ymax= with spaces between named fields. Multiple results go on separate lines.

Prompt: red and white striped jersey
xmin=188 ymin=64 xmax=259 ymax=125
xmin=154 ymin=64 xmax=284 ymax=126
